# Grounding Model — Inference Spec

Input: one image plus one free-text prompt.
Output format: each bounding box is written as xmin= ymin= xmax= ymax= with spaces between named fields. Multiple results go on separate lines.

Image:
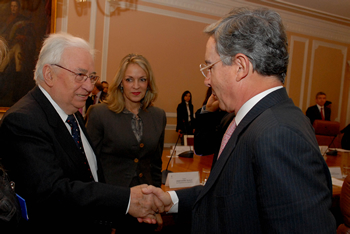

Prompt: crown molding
xmin=140 ymin=0 xmax=350 ymax=44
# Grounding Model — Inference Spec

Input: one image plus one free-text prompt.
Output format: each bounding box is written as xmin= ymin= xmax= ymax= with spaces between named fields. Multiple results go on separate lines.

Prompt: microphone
xmin=325 ymin=134 xmax=338 ymax=156
xmin=162 ymin=133 xmax=181 ymax=184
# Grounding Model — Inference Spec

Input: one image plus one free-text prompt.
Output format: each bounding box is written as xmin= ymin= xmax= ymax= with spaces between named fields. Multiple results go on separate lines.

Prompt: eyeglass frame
xmin=51 ymin=64 xmax=100 ymax=84
xmin=199 ymin=59 xmax=222 ymax=79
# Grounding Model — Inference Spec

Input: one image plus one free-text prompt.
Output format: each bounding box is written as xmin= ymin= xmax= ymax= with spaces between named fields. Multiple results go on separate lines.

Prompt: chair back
xmin=184 ymin=135 xmax=194 ymax=146
xmin=313 ymin=120 xmax=340 ymax=136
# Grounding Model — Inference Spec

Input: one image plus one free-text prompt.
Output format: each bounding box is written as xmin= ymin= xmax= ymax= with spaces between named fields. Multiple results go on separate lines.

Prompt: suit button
xmin=140 ymin=143 xmax=144 ymax=148
xmin=139 ymin=173 xmax=143 ymax=178
xmin=134 ymin=158 xmax=139 ymax=163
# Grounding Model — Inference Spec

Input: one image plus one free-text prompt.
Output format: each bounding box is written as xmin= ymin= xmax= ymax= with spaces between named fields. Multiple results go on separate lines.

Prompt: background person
xmin=194 ymin=88 xmax=234 ymax=168
xmin=176 ymin=90 xmax=195 ymax=144
xmin=306 ymin=91 xmax=331 ymax=125
xmin=86 ymin=53 xmax=166 ymax=232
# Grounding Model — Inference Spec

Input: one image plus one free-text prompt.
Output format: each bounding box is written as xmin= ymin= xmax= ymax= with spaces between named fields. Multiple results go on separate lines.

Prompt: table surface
xmin=161 ymin=149 xmax=344 ymax=196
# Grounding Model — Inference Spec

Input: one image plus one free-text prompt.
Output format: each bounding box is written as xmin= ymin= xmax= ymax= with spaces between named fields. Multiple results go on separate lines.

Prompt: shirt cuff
xmin=126 ymin=194 xmax=131 ymax=214
xmin=167 ymin=191 xmax=179 ymax=213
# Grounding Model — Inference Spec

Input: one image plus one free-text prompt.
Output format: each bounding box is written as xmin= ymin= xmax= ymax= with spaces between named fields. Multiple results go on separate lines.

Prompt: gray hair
xmin=34 ymin=32 xmax=94 ymax=84
xmin=204 ymin=8 xmax=289 ymax=83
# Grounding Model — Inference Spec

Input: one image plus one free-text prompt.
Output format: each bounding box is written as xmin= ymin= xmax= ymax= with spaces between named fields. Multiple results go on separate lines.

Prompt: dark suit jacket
xmin=0 ymin=86 xmax=130 ymax=233
xmin=194 ymin=108 xmax=234 ymax=168
xmin=306 ymin=104 xmax=331 ymax=125
xmin=176 ymin=88 xmax=336 ymax=233
xmin=86 ymin=103 xmax=166 ymax=188
xmin=176 ymin=102 xmax=195 ymax=134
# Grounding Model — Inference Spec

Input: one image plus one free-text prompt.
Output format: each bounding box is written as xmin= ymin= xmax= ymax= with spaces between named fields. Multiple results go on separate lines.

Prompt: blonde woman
xmin=86 ymin=54 xmax=166 ymax=232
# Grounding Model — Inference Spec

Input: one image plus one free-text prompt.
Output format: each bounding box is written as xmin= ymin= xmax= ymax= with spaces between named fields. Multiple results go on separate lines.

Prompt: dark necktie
xmin=66 ymin=114 xmax=85 ymax=155
xmin=321 ymin=107 xmax=325 ymax=120
xmin=66 ymin=114 xmax=93 ymax=180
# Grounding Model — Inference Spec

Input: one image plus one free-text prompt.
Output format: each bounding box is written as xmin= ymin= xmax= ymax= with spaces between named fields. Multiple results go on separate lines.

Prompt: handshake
xmin=128 ymin=184 xmax=174 ymax=224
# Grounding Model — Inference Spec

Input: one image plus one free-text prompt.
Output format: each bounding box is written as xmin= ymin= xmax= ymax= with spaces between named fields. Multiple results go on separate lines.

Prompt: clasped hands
xmin=128 ymin=184 xmax=173 ymax=224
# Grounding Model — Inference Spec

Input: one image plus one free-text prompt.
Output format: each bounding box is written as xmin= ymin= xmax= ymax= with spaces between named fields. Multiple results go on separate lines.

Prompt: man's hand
xmin=128 ymin=184 xmax=163 ymax=224
xmin=206 ymin=94 xmax=220 ymax=112
xmin=142 ymin=185 xmax=173 ymax=212
xmin=136 ymin=185 xmax=174 ymax=224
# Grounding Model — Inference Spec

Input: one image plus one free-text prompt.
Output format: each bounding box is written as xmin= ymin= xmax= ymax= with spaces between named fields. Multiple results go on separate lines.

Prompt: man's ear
xmin=234 ymin=53 xmax=251 ymax=81
xmin=42 ymin=64 xmax=54 ymax=87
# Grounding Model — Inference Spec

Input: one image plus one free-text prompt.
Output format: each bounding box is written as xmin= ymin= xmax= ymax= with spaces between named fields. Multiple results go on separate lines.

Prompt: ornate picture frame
xmin=0 ymin=0 xmax=56 ymax=113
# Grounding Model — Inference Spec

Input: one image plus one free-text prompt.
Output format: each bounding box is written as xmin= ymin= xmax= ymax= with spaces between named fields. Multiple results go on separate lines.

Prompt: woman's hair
xmin=181 ymin=90 xmax=192 ymax=105
xmin=107 ymin=54 xmax=158 ymax=113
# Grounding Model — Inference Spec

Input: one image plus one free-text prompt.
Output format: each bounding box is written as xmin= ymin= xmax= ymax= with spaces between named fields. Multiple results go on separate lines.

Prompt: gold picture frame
xmin=0 ymin=0 xmax=57 ymax=112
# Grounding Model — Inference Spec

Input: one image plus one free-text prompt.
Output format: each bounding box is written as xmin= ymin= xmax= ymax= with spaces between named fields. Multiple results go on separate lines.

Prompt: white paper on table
xmin=329 ymin=167 xmax=342 ymax=179
xmin=332 ymin=177 xmax=344 ymax=187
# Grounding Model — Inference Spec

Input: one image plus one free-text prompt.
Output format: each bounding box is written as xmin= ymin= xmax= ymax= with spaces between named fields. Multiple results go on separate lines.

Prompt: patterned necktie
xmin=218 ymin=119 xmax=237 ymax=159
xmin=66 ymin=114 xmax=85 ymax=155
xmin=321 ymin=107 xmax=325 ymax=120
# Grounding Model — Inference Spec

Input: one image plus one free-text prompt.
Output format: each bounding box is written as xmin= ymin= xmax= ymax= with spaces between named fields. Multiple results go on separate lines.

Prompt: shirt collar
xmin=38 ymin=85 xmax=69 ymax=123
xmin=235 ymin=86 xmax=283 ymax=126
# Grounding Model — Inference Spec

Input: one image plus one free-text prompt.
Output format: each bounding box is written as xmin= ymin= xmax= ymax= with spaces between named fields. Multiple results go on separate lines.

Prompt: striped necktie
xmin=218 ymin=119 xmax=237 ymax=159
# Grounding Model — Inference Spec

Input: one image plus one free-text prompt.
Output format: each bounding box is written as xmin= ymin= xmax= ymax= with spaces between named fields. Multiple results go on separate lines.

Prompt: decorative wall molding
xmin=101 ymin=2 xmax=111 ymax=82
xmin=141 ymin=0 xmax=350 ymax=44
xmin=306 ymin=40 xmax=347 ymax=122
xmin=286 ymin=36 xmax=309 ymax=110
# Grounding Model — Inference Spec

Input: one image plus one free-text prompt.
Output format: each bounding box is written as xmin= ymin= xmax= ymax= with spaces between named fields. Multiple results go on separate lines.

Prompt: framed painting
xmin=0 ymin=0 xmax=56 ymax=113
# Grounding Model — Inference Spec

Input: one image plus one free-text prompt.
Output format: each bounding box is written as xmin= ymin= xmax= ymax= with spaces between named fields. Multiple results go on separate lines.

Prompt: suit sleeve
xmin=0 ymin=111 xmax=130 ymax=222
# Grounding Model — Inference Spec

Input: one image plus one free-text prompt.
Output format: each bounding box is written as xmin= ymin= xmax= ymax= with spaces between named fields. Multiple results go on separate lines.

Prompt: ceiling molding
xmin=141 ymin=0 xmax=350 ymax=44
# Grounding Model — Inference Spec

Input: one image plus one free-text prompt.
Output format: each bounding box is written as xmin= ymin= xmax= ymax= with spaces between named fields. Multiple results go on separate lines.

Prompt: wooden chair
xmin=313 ymin=120 xmax=341 ymax=148
xmin=184 ymin=135 xmax=194 ymax=146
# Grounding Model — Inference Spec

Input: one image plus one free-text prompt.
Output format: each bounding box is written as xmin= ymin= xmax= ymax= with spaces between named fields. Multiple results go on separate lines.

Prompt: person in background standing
xmin=86 ymin=53 xmax=166 ymax=233
xmin=176 ymin=90 xmax=195 ymax=144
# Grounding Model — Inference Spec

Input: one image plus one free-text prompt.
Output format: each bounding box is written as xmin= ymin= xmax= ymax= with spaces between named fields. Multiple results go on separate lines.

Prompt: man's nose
xmin=83 ymin=79 xmax=95 ymax=92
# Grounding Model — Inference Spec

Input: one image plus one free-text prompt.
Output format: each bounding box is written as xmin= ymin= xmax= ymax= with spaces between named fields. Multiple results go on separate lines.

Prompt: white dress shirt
xmin=38 ymin=85 xmax=99 ymax=182
xmin=167 ymin=86 xmax=283 ymax=213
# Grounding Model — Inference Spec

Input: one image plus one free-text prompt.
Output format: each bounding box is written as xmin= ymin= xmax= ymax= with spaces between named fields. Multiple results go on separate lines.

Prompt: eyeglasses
xmin=51 ymin=64 xmax=100 ymax=84
xmin=199 ymin=59 xmax=222 ymax=78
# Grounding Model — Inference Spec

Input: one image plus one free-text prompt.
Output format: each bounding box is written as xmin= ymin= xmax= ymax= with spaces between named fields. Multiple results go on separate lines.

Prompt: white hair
xmin=34 ymin=32 xmax=94 ymax=84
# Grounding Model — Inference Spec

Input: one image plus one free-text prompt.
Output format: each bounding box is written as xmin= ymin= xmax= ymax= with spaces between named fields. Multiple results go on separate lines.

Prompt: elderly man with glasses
xmin=0 ymin=33 xmax=163 ymax=233
xmin=143 ymin=8 xmax=336 ymax=233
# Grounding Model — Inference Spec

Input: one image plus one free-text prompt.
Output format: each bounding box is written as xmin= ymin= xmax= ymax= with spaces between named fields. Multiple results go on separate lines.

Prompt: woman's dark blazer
xmin=176 ymin=102 xmax=195 ymax=134
xmin=86 ymin=103 xmax=166 ymax=188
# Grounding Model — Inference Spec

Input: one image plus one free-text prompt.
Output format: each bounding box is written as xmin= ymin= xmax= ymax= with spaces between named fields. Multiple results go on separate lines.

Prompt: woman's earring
xmin=120 ymin=86 xmax=123 ymax=93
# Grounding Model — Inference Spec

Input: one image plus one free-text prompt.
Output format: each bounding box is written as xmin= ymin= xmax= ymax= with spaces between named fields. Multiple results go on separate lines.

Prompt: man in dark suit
xmin=306 ymin=91 xmax=331 ymax=125
xmin=143 ymin=8 xmax=336 ymax=233
xmin=0 ymin=33 xmax=162 ymax=233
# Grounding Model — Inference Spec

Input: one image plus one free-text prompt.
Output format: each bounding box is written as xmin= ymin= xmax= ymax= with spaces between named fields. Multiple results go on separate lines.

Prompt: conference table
xmin=160 ymin=148 xmax=346 ymax=231
xmin=161 ymin=148 xmax=346 ymax=197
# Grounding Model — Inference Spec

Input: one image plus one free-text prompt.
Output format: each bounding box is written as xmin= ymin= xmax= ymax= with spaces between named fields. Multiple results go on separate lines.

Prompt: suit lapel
xmin=31 ymin=86 xmax=94 ymax=178
xmin=194 ymin=88 xmax=290 ymax=205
